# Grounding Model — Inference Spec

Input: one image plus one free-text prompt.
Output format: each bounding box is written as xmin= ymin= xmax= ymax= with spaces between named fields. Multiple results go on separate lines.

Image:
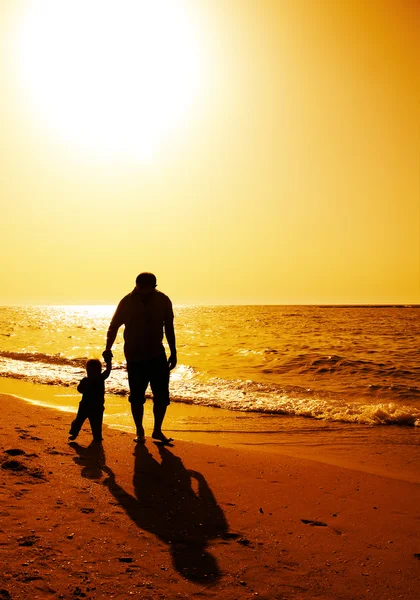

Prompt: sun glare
xmin=17 ymin=0 xmax=202 ymax=161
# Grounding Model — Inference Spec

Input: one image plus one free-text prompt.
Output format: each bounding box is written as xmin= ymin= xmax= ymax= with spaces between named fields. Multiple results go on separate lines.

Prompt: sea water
xmin=2 ymin=304 xmax=418 ymax=479
xmin=0 ymin=305 xmax=419 ymax=423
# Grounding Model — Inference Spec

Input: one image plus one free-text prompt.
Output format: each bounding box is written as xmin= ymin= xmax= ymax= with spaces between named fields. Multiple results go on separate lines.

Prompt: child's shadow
xmin=102 ymin=443 xmax=229 ymax=583
xmin=69 ymin=441 xmax=106 ymax=480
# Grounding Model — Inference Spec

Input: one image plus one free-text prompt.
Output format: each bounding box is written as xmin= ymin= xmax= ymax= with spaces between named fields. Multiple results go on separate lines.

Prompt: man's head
xmin=135 ymin=272 xmax=157 ymax=294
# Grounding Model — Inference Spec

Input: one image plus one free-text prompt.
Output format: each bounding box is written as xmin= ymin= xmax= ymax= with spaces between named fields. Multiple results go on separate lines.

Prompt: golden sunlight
xmin=17 ymin=0 xmax=202 ymax=161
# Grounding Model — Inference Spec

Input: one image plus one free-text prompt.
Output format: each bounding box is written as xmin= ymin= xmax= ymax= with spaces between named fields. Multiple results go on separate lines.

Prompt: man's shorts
xmin=126 ymin=355 xmax=170 ymax=407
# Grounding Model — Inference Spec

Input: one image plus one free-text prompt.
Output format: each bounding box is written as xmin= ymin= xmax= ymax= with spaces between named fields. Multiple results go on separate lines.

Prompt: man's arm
xmin=103 ymin=300 xmax=125 ymax=362
xmin=164 ymin=299 xmax=177 ymax=370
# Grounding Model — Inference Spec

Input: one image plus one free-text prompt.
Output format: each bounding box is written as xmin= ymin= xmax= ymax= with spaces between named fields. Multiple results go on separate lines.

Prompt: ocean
xmin=0 ymin=304 xmax=419 ymax=432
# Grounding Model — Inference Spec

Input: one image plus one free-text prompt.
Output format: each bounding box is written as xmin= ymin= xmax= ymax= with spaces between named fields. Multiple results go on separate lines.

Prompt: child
xmin=69 ymin=357 xmax=111 ymax=443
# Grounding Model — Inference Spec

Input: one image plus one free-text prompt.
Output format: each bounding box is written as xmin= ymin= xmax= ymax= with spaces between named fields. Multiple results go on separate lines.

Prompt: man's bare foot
xmin=134 ymin=429 xmax=146 ymax=443
xmin=152 ymin=431 xmax=174 ymax=444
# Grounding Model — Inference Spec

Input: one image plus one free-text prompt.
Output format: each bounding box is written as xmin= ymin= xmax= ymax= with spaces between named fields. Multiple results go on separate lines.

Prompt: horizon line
xmin=0 ymin=303 xmax=419 ymax=308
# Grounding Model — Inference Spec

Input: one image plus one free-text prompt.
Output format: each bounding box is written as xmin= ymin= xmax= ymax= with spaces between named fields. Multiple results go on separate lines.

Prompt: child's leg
xmin=69 ymin=404 xmax=88 ymax=439
xmin=88 ymin=408 xmax=104 ymax=442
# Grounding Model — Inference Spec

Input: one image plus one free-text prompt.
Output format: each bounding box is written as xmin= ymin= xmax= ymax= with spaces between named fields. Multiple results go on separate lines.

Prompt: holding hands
xmin=102 ymin=349 xmax=113 ymax=365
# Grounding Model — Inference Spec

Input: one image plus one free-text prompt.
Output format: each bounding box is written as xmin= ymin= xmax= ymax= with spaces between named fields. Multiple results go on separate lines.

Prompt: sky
xmin=1 ymin=0 xmax=419 ymax=305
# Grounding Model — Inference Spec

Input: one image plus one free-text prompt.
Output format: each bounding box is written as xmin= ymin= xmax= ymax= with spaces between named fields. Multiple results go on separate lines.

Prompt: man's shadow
xmin=69 ymin=441 xmax=106 ymax=480
xmin=102 ymin=443 xmax=229 ymax=583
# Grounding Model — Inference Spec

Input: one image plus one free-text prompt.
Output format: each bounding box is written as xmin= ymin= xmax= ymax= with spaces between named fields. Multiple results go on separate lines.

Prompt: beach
xmin=1 ymin=394 xmax=419 ymax=600
xmin=2 ymin=0 xmax=419 ymax=595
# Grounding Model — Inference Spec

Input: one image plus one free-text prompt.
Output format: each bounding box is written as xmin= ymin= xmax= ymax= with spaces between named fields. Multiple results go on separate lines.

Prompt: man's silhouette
xmin=102 ymin=444 xmax=228 ymax=582
xmin=103 ymin=273 xmax=176 ymax=444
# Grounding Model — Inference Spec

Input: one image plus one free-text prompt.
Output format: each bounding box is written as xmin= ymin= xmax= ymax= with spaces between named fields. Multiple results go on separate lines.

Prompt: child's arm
xmin=102 ymin=362 xmax=112 ymax=380
xmin=77 ymin=378 xmax=88 ymax=393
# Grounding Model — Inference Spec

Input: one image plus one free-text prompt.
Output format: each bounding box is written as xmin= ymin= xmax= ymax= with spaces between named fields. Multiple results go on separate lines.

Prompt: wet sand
xmin=1 ymin=393 xmax=419 ymax=599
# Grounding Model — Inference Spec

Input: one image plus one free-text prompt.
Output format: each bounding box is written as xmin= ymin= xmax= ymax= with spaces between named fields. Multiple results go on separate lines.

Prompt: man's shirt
xmin=107 ymin=289 xmax=174 ymax=361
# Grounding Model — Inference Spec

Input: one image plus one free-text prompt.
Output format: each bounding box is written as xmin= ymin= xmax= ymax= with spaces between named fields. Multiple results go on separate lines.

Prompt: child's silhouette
xmin=69 ymin=358 xmax=111 ymax=442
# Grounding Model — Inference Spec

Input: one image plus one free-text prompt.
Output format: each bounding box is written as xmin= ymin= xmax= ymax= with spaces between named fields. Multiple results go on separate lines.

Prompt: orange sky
xmin=0 ymin=0 xmax=419 ymax=305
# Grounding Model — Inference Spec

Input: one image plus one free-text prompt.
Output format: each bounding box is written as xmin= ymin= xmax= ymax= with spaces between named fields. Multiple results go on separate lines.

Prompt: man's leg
xmin=131 ymin=404 xmax=145 ymax=440
xmin=152 ymin=404 xmax=168 ymax=437
xmin=127 ymin=361 xmax=148 ymax=442
xmin=150 ymin=355 xmax=172 ymax=443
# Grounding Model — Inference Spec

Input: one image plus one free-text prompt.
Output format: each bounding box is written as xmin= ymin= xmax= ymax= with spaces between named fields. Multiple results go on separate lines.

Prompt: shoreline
xmin=0 ymin=377 xmax=419 ymax=484
xmin=1 ymin=393 xmax=419 ymax=599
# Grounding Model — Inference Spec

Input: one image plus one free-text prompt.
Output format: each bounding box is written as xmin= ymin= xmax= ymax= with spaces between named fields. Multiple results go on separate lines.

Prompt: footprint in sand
xmin=1 ymin=459 xmax=27 ymax=473
xmin=45 ymin=448 xmax=72 ymax=456
xmin=14 ymin=488 xmax=30 ymax=498
xmin=1 ymin=452 xmax=47 ymax=481
xmin=18 ymin=534 xmax=40 ymax=546
xmin=301 ymin=519 xmax=328 ymax=527
xmin=300 ymin=518 xmax=342 ymax=535
xmin=4 ymin=449 xmax=26 ymax=457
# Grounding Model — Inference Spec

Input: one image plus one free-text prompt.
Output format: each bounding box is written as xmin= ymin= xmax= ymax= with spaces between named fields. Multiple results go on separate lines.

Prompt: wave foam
xmin=1 ymin=354 xmax=419 ymax=427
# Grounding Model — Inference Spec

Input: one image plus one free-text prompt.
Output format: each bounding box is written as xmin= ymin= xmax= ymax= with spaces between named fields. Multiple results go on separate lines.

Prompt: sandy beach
xmin=2 ymin=0 xmax=419 ymax=596
xmin=1 ymin=393 xmax=419 ymax=600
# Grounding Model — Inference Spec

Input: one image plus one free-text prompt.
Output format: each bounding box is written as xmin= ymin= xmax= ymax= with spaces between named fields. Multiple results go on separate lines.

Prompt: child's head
xmin=86 ymin=358 xmax=102 ymax=377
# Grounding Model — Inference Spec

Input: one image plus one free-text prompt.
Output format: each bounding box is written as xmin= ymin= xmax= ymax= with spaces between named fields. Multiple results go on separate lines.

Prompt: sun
xmin=17 ymin=0 xmax=202 ymax=161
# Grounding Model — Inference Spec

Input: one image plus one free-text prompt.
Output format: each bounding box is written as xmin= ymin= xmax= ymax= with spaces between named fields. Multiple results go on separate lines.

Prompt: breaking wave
xmin=0 ymin=351 xmax=419 ymax=427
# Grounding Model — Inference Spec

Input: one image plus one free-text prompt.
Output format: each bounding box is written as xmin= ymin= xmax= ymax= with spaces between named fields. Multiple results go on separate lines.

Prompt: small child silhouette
xmin=69 ymin=357 xmax=111 ymax=443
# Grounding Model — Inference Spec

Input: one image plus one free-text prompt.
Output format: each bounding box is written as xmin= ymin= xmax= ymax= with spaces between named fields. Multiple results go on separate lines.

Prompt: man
xmin=103 ymin=272 xmax=177 ymax=444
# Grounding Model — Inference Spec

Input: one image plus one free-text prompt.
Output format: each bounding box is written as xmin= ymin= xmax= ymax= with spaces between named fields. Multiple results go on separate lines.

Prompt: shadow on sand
xmin=69 ymin=440 xmax=106 ymax=480
xmin=70 ymin=441 xmax=229 ymax=583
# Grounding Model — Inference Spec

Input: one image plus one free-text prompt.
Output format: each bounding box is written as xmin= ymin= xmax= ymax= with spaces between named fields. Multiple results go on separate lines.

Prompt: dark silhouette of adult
xmin=102 ymin=444 xmax=229 ymax=583
xmin=103 ymin=272 xmax=177 ymax=444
